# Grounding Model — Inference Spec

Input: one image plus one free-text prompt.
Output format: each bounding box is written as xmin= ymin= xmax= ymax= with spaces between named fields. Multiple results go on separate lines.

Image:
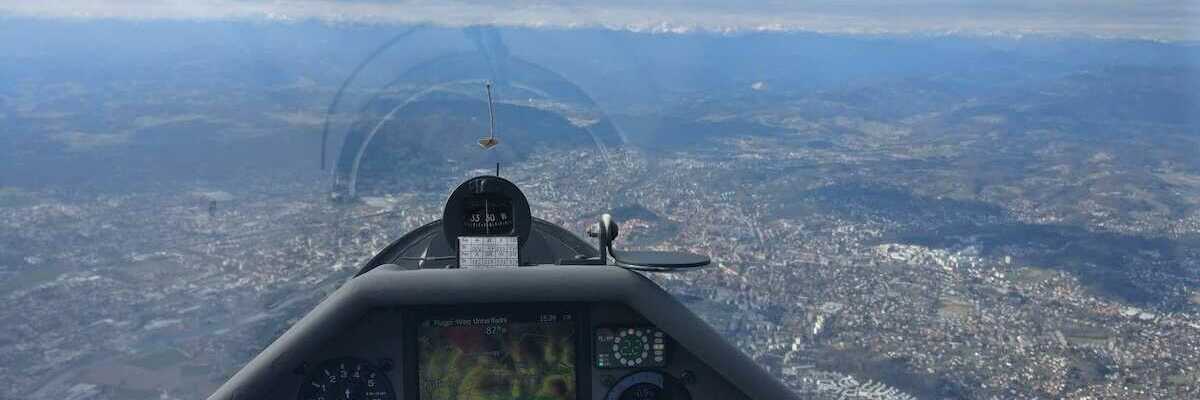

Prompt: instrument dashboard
xmin=284 ymin=302 xmax=748 ymax=400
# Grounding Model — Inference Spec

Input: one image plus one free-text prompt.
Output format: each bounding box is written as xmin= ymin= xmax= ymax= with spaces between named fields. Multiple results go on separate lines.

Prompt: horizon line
xmin=0 ymin=1 xmax=1196 ymax=43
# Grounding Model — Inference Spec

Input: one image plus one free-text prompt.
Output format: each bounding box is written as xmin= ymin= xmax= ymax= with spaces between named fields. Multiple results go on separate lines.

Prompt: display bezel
xmin=403 ymin=303 xmax=590 ymax=400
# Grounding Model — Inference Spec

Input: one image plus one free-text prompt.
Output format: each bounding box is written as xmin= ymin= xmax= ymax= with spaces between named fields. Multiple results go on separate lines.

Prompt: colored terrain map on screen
xmin=418 ymin=315 xmax=576 ymax=400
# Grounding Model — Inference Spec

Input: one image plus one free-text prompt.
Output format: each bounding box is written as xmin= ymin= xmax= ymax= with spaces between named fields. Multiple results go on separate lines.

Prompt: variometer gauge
xmin=297 ymin=357 xmax=395 ymax=400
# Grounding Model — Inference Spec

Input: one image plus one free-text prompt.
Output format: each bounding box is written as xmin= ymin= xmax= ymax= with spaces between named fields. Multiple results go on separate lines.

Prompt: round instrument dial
xmin=298 ymin=357 xmax=395 ymax=400
xmin=442 ymin=176 xmax=532 ymax=251
xmin=595 ymin=327 xmax=666 ymax=369
xmin=614 ymin=329 xmax=651 ymax=367
xmin=605 ymin=371 xmax=691 ymax=400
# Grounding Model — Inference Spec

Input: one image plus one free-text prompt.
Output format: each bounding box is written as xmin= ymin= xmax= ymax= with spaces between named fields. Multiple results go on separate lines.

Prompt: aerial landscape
xmin=1 ymin=2 xmax=1198 ymax=399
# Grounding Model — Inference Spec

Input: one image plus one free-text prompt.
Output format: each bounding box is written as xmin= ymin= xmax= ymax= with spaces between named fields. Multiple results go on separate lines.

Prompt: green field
xmin=937 ymin=297 xmax=973 ymax=319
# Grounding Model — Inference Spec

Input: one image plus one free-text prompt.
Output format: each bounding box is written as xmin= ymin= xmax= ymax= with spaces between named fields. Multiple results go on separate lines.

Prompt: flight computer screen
xmin=417 ymin=311 xmax=577 ymax=400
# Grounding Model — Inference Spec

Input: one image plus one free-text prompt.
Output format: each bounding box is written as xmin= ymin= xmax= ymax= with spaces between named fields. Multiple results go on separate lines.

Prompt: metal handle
xmin=587 ymin=213 xmax=619 ymax=265
xmin=590 ymin=214 xmax=709 ymax=272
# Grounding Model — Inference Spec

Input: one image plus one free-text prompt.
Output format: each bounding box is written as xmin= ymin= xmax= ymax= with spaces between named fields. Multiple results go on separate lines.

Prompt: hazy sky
xmin=1 ymin=0 xmax=1197 ymax=40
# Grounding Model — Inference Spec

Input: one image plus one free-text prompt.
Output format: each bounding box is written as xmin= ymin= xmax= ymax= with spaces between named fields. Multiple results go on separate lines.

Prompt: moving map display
xmin=418 ymin=311 xmax=577 ymax=400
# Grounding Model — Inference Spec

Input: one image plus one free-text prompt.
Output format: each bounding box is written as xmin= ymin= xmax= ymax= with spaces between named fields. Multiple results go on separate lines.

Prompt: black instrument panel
xmin=283 ymin=303 xmax=745 ymax=400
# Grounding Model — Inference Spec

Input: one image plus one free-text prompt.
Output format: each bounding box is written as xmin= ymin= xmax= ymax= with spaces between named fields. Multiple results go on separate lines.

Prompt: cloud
xmin=50 ymin=131 xmax=132 ymax=151
xmin=0 ymin=0 xmax=1196 ymax=41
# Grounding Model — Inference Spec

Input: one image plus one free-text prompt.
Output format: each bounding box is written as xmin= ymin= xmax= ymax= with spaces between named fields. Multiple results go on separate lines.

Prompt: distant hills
xmin=352 ymin=97 xmax=606 ymax=194
xmin=0 ymin=20 xmax=1196 ymax=189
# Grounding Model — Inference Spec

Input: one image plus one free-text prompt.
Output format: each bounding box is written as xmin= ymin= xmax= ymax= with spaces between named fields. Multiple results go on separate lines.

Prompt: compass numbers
xmin=462 ymin=197 xmax=514 ymax=235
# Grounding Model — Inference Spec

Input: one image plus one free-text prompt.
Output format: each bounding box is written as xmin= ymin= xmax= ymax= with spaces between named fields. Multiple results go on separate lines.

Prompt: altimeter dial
xmin=298 ymin=357 xmax=395 ymax=400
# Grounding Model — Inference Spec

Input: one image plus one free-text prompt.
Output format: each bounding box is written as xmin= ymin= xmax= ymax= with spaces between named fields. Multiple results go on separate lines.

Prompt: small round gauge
xmin=614 ymin=329 xmax=651 ymax=367
xmin=595 ymin=327 xmax=666 ymax=369
xmin=605 ymin=371 xmax=691 ymax=400
xmin=298 ymin=357 xmax=395 ymax=400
